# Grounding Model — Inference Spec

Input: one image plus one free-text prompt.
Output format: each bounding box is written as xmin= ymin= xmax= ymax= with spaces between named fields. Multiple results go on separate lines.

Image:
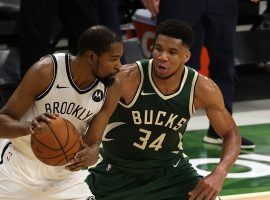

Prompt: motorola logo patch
xmin=92 ymin=90 xmax=104 ymax=102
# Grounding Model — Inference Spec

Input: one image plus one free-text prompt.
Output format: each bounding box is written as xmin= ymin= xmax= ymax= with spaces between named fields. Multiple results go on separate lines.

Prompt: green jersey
xmin=102 ymin=59 xmax=198 ymax=172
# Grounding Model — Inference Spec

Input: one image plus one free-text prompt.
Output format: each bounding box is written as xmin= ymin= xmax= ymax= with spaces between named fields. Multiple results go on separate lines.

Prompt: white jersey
xmin=0 ymin=53 xmax=103 ymax=199
xmin=11 ymin=53 xmax=107 ymax=159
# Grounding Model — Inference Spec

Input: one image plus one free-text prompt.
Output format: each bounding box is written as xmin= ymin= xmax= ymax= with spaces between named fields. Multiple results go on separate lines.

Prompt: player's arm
xmin=0 ymin=56 xmax=54 ymax=138
xmin=189 ymin=75 xmax=241 ymax=200
xmin=140 ymin=0 xmax=160 ymax=18
xmin=66 ymin=78 xmax=121 ymax=170
xmin=84 ymin=78 xmax=121 ymax=150
xmin=117 ymin=63 xmax=141 ymax=103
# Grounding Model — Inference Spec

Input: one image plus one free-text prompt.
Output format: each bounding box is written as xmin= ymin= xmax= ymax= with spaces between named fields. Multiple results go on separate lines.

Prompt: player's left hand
xmin=30 ymin=112 xmax=59 ymax=134
xmin=188 ymin=169 xmax=226 ymax=200
xmin=65 ymin=143 xmax=99 ymax=171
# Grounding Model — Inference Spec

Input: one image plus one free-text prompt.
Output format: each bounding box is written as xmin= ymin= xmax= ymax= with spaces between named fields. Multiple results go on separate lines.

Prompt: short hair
xmin=78 ymin=25 xmax=122 ymax=56
xmin=155 ymin=19 xmax=194 ymax=48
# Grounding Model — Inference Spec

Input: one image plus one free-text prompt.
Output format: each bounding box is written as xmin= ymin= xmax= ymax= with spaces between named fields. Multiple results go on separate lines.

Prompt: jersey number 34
xmin=133 ymin=128 xmax=166 ymax=151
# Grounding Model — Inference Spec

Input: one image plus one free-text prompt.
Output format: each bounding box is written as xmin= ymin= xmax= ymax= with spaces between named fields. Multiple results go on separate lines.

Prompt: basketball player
xmin=86 ymin=20 xmax=241 ymax=200
xmin=0 ymin=25 xmax=123 ymax=200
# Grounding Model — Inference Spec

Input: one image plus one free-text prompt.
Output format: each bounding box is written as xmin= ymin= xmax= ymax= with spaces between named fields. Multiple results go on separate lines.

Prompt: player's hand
xmin=29 ymin=112 xmax=59 ymax=134
xmin=140 ymin=0 xmax=160 ymax=18
xmin=250 ymin=0 xmax=261 ymax=3
xmin=65 ymin=143 xmax=99 ymax=171
xmin=188 ymin=170 xmax=226 ymax=200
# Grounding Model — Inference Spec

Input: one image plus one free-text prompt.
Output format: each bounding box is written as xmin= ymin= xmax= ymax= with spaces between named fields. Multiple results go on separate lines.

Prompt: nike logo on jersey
xmin=172 ymin=158 xmax=181 ymax=168
xmin=141 ymin=90 xmax=155 ymax=96
xmin=56 ymin=84 xmax=69 ymax=89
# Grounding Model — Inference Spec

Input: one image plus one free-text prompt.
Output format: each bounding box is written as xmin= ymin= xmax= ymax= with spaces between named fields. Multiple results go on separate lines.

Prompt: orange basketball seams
xmin=31 ymin=117 xmax=81 ymax=166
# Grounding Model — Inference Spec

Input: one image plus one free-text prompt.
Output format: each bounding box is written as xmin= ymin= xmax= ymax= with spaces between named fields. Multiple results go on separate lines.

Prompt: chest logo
xmin=92 ymin=89 xmax=104 ymax=102
xmin=141 ymin=90 xmax=155 ymax=96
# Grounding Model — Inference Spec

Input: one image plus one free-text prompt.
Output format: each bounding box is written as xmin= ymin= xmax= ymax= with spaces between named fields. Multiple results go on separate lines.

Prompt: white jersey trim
xmin=36 ymin=54 xmax=57 ymax=100
xmin=149 ymin=59 xmax=188 ymax=100
xmin=189 ymin=69 xmax=199 ymax=116
xmin=66 ymin=54 xmax=99 ymax=94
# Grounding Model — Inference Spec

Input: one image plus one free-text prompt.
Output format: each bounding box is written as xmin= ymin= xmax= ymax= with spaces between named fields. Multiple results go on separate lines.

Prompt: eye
xmin=169 ymin=50 xmax=177 ymax=55
xmin=111 ymin=57 xmax=119 ymax=61
xmin=154 ymin=46 xmax=162 ymax=52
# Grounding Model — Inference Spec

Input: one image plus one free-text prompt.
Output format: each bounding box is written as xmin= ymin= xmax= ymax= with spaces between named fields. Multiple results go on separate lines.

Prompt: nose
xmin=114 ymin=61 xmax=121 ymax=72
xmin=115 ymin=65 xmax=120 ymax=72
xmin=158 ymin=51 xmax=169 ymax=61
xmin=117 ymin=58 xmax=122 ymax=66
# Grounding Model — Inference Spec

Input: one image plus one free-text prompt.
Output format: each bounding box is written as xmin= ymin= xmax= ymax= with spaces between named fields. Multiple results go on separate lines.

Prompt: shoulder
xmin=194 ymin=74 xmax=223 ymax=109
xmin=27 ymin=55 xmax=54 ymax=79
xmin=0 ymin=56 xmax=55 ymax=118
xmin=195 ymin=74 xmax=218 ymax=94
xmin=20 ymin=55 xmax=55 ymax=95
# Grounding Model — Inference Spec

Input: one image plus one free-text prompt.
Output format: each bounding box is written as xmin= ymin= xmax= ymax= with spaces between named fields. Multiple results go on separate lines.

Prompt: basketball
xmin=31 ymin=116 xmax=81 ymax=166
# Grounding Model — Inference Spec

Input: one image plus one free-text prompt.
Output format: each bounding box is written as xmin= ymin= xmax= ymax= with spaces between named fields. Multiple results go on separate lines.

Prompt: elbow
xmin=234 ymin=127 xmax=241 ymax=148
xmin=223 ymin=126 xmax=241 ymax=151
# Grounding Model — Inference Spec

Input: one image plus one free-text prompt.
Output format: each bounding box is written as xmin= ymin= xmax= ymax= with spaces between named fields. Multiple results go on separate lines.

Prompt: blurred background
xmin=0 ymin=0 xmax=269 ymax=106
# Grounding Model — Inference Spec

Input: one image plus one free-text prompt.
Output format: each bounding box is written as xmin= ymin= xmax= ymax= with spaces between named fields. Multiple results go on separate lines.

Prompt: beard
xmin=97 ymin=73 xmax=116 ymax=87
xmin=94 ymin=59 xmax=118 ymax=87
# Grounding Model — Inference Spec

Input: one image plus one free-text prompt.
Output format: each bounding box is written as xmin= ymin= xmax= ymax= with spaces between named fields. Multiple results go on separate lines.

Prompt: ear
xmin=183 ymin=50 xmax=191 ymax=64
xmin=86 ymin=51 xmax=98 ymax=64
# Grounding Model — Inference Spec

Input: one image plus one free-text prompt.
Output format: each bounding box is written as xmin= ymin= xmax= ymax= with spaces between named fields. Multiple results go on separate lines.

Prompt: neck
xmin=152 ymin=65 xmax=185 ymax=95
xmin=70 ymin=55 xmax=96 ymax=89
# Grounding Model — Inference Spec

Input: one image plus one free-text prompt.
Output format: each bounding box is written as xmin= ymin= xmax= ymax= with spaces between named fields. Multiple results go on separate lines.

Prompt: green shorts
xmin=86 ymin=157 xmax=201 ymax=200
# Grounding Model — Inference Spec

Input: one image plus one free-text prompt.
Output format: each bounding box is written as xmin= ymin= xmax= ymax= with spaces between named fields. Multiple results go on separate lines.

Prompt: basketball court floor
xmin=185 ymin=99 xmax=270 ymax=199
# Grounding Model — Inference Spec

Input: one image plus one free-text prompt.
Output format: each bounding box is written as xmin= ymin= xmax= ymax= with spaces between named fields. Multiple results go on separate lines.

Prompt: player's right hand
xmin=65 ymin=143 xmax=99 ymax=171
xmin=188 ymin=169 xmax=226 ymax=200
